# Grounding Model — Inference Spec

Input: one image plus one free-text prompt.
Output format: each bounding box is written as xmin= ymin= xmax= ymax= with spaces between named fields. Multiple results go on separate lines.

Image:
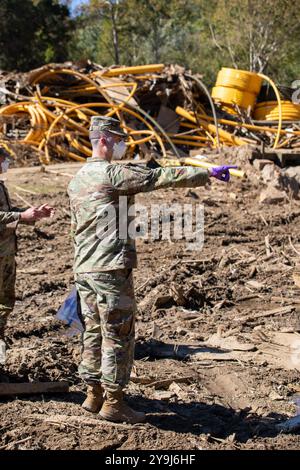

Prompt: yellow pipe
xmin=163 ymin=138 xmax=208 ymax=147
xmin=176 ymin=106 xmax=248 ymax=146
xmin=159 ymin=157 xmax=244 ymax=178
xmin=184 ymin=157 xmax=245 ymax=178
xmin=257 ymin=73 xmax=282 ymax=149
xmin=65 ymin=133 xmax=92 ymax=157
xmin=97 ymin=64 xmax=165 ymax=77
xmin=32 ymin=68 xmax=124 ymax=122
xmin=181 ymin=111 xmax=300 ymax=138
xmin=55 ymin=144 xmax=86 ymax=162
xmin=41 ymin=102 xmax=167 ymax=159
xmin=254 ymin=101 xmax=300 ymax=121
xmin=166 ymin=133 xmax=209 ymax=141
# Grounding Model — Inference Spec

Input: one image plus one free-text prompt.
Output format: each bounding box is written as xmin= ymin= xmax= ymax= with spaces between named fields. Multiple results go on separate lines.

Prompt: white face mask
xmin=1 ymin=159 xmax=10 ymax=173
xmin=112 ymin=141 xmax=126 ymax=160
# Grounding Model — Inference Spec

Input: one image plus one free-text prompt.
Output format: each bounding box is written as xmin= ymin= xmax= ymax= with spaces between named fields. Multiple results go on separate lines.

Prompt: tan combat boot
xmin=82 ymin=384 xmax=104 ymax=413
xmin=99 ymin=390 xmax=146 ymax=424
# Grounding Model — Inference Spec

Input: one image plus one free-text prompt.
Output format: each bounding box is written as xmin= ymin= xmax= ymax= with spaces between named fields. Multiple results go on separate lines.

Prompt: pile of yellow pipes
xmin=1 ymin=63 xmax=300 ymax=167
xmin=0 ymin=63 xmax=218 ymax=164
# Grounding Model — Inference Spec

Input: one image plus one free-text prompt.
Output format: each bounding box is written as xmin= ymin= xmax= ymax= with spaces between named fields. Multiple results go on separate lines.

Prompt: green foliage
xmin=0 ymin=0 xmax=72 ymax=71
xmin=0 ymin=0 xmax=300 ymax=86
xmin=208 ymin=0 xmax=300 ymax=81
xmin=68 ymin=0 xmax=300 ymax=86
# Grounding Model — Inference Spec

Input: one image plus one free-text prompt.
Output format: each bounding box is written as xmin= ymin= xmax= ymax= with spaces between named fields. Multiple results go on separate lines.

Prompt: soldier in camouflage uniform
xmin=0 ymin=147 xmax=54 ymax=364
xmin=68 ymin=116 xmax=235 ymax=424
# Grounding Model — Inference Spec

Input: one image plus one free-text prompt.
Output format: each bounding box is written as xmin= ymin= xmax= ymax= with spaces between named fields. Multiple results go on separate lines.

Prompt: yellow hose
xmin=96 ymin=64 xmax=165 ymax=77
xmin=176 ymin=106 xmax=248 ymax=146
xmin=41 ymin=102 xmax=167 ymax=160
xmin=159 ymin=157 xmax=245 ymax=179
xmin=184 ymin=157 xmax=245 ymax=178
xmin=257 ymin=73 xmax=282 ymax=149
xmin=254 ymin=101 xmax=300 ymax=121
xmin=180 ymin=111 xmax=300 ymax=138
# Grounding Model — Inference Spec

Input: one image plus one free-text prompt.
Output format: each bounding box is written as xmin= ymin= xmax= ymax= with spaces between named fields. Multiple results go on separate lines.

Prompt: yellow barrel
xmin=212 ymin=68 xmax=263 ymax=113
xmin=254 ymin=101 xmax=300 ymax=121
xmin=215 ymin=68 xmax=262 ymax=94
xmin=212 ymin=86 xmax=256 ymax=110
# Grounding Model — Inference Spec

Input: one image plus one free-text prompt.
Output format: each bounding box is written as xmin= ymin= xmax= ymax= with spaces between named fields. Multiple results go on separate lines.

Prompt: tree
xmin=68 ymin=0 xmax=127 ymax=65
xmin=208 ymin=0 xmax=300 ymax=79
xmin=0 ymin=0 xmax=72 ymax=71
xmin=69 ymin=0 xmax=201 ymax=67
xmin=67 ymin=0 xmax=300 ymax=86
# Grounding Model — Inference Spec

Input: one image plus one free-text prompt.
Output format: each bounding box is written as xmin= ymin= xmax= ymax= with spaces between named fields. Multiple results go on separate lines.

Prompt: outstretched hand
xmin=36 ymin=204 xmax=55 ymax=218
xmin=20 ymin=204 xmax=55 ymax=223
xmin=209 ymin=165 xmax=238 ymax=182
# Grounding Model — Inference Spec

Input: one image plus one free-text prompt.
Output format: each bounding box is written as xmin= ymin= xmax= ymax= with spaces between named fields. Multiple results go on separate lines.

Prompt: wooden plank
xmin=239 ymin=305 xmax=296 ymax=323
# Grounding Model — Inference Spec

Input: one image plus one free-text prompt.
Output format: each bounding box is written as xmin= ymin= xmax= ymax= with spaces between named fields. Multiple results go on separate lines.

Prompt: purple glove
xmin=210 ymin=165 xmax=237 ymax=182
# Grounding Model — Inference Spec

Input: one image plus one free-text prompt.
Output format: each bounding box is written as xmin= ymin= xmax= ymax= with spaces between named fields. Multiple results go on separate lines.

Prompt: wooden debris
xmin=293 ymin=272 xmax=300 ymax=288
xmin=153 ymin=391 xmax=176 ymax=401
xmin=143 ymin=339 xmax=252 ymax=363
xmin=168 ymin=382 xmax=187 ymax=400
xmin=236 ymin=294 xmax=262 ymax=302
xmin=43 ymin=168 xmax=74 ymax=178
xmin=252 ymin=331 xmax=300 ymax=371
xmin=265 ymin=234 xmax=272 ymax=256
xmin=26 ymin=413 xmax=141 ymax=429
xmin=13 ymin=193 xmax=33 ymax=207
xmin=169 ymin=283 xmax=186 ymax=306
xmin=0 ymin=436 xmax=33 ymax=450
xmin=131 ymin=375 xmax=195 ymax=389
xmin=245 ymin=280 xmax=265 ymax=290
xmin=269 ymin=390 xmax=284 ymax=401
xmin=205 ymin=333 xmax=256 ymax=352
xmin=12 ymin=185 xmax=38 ymax=195
xmin=239 ymin=305 xmax=296 ymax=322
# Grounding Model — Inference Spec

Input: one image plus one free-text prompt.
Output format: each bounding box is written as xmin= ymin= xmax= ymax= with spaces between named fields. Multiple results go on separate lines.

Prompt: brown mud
xmin=0 ymin=163 xmax=300 ymax=450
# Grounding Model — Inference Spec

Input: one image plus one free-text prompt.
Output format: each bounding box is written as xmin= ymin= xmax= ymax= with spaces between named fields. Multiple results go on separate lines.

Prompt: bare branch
xmin=208 ymin=23 xmax=224 ymax=51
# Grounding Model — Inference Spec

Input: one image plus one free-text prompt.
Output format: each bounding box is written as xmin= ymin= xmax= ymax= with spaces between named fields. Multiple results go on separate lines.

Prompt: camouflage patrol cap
xmin=89 ymin=116 xmax=127 ymax=140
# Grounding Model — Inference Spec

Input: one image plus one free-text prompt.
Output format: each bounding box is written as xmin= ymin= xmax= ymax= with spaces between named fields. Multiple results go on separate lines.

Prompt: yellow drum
xmin=212 ymin=68 xmax=263 ymax=112
xmin=212 ymin=86 xmax=257 ymax=110
xmin=215 ymin=68 xmax=262 ymax=94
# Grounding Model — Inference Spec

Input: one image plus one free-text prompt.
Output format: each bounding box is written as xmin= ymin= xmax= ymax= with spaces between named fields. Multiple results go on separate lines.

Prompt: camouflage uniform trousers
xmin=0 ymin=255 xmax=16 ymax=338
xmin=75 ymin=268 xmax=136 ymax=392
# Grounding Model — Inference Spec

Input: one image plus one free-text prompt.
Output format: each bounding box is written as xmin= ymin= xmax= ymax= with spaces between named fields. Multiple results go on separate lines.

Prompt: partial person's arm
xmin=0 ymin=210 xmax=21 ymax=225
xmin=1 ymin=206 xmax=54 ymax=226
xmin=107 ymin=164 xmax=210 ymax=195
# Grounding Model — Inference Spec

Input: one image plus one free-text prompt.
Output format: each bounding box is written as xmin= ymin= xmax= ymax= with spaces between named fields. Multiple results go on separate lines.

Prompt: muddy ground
xmin=0 ymin=162 xmax=300 ymax=450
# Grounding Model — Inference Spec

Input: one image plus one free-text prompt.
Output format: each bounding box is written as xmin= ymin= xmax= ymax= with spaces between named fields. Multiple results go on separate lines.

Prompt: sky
xmin=70 ymin=0 xmax=89 ymax=15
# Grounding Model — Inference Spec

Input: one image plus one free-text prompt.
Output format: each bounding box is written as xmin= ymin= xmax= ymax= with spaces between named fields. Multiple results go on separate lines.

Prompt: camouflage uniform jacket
xmin=68 ymin=158 xmax=209 ymax=273
xmin=0 ymin=180 xmax=20 ymax=257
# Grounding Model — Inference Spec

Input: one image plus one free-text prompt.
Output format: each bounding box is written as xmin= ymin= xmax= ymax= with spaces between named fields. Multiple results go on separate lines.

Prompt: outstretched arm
xmin=107 ymin=163 xmax=210 ymax=195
